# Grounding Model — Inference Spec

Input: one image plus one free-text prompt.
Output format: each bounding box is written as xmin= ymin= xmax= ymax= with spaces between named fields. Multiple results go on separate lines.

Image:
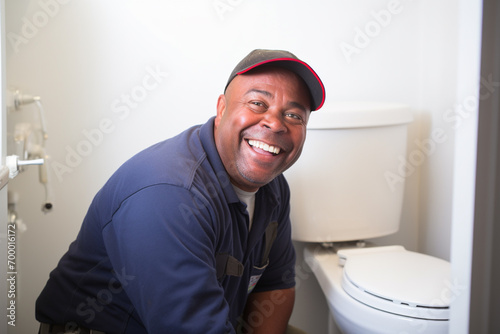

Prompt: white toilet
xmin=285 ymin=102 xmax=451 ymax=334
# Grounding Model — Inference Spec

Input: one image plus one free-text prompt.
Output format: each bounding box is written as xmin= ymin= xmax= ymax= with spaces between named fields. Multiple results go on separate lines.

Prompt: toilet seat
xmin=340 ymin=247 xmax=451 ymax=320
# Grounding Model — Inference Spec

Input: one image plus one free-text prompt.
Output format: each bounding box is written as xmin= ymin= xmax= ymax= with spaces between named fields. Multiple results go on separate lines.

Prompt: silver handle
xmin=17 ymin=158 xmax=44 ymax=166
xmin=5 ymin=155 xmax=45 ymax=179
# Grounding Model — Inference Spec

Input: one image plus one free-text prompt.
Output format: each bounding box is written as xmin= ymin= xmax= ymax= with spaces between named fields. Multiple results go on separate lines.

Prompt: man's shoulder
xmin=104 ymin=124 xmax=208 ymax=195
xmin=266 ymin=174 xmax=291 ymax=197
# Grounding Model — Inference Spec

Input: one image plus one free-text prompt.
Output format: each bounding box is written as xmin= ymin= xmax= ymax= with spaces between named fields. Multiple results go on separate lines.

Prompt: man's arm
xmin=103 ymin=185 xmax=235 ymax=333
xmin=240 ymin=287 xmax=295 ymax=334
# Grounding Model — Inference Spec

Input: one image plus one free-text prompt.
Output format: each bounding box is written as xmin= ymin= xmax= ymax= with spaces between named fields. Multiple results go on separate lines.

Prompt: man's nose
xmin=262 ymin=110 xmax=287 ymax=133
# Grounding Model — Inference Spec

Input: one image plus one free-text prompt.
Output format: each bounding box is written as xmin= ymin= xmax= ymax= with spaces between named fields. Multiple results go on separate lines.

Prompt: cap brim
xmin=226 ymin=53 xmax=325 ymax=111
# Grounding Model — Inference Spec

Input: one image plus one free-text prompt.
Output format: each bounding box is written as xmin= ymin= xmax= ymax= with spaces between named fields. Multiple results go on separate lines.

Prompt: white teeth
xmin=248 ymin=139 xmax=281 ymax=155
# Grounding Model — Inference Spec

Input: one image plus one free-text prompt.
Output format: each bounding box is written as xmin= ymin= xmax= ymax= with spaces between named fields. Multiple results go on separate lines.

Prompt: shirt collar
xmin=200 ymin=117 xmax=240 ymax=204
xmin=199 ymin=117 xmax=282 ymax=208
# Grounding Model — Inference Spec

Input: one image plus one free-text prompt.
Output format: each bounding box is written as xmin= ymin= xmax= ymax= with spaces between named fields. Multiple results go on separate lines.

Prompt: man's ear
xmin=215 ymin=94 xmax=226 ymax=128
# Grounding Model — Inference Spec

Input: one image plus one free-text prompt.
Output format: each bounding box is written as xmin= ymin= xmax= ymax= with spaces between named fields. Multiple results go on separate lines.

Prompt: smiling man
xmin=36 ymin=49 xmax=325 ymax=334
xmin=215 ymin=65 xmax=311 ymax=192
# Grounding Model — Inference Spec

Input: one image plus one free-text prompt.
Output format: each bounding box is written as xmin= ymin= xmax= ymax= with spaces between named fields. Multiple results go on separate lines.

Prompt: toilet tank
xmin=285 ymin=102 xmax=413 ymax=242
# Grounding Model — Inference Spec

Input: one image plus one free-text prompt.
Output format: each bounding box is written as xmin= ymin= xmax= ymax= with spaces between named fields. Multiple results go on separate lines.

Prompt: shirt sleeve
xmin=101 ymin=184 xmax=235 ymax=334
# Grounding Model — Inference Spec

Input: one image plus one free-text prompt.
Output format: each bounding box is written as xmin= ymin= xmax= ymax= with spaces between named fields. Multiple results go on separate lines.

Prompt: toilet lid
xmin=342 ymin=250 xmax=451 ymax=320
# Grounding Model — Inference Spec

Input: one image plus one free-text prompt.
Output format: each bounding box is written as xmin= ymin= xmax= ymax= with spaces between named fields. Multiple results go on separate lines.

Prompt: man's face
xmin=214 ymin=66 xmax=311 ymax=192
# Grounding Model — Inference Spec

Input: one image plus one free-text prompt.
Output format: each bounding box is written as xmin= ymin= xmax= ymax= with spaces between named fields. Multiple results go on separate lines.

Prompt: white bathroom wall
xmin=414 ymin=1 xmax=458 ymax=261
xmin=4 ymin=0 xmax=468 ymax=333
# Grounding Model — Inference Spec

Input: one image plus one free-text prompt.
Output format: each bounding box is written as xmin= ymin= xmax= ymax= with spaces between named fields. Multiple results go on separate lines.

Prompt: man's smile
xmin=246 ymin=139 xmax=282 ymax=155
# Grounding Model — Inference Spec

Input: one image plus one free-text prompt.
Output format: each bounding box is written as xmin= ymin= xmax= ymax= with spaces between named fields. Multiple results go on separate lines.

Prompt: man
xmin=36 ymin=49 xmax=325 ymax=334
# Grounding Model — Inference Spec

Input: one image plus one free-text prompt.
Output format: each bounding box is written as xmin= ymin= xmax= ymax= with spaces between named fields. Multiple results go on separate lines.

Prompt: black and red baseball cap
xmin=225 ymin=49 xmax=326 ymax=111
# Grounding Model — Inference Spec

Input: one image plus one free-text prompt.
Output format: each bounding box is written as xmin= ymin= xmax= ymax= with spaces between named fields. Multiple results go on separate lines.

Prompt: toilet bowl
xmin=304 ymin=245 xmax=450 ymax=334
xmin=284 ymin=102 xmax=450 ymax=332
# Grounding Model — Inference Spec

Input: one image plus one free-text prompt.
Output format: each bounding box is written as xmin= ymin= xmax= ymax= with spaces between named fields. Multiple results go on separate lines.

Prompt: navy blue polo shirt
xmin=36 ymin=117 xmax=296 ymax=333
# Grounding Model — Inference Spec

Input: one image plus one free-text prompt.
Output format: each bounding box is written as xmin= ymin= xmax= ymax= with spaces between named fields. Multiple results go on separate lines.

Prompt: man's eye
xmin=249 ymin=101 xmax=267 ymax=111
xmin=285 ymin=112 xmax=303 ymax=122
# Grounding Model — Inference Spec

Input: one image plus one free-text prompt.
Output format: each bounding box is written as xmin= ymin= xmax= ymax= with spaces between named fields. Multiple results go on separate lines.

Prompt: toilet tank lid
xmin=307 ymin=102 xmax=413 ymax=130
